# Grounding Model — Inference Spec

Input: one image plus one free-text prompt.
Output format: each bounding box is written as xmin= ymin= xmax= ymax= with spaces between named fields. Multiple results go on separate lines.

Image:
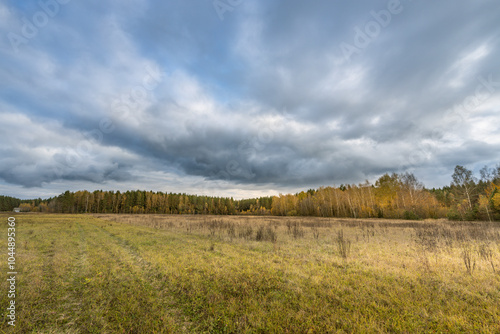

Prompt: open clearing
xmin=1 ymin=213 xmax=500 ymax=333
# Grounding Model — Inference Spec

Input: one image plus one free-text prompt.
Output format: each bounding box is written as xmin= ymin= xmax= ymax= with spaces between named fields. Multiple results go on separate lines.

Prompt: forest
xmin=3 ymin=164 xmax=500 ymax=221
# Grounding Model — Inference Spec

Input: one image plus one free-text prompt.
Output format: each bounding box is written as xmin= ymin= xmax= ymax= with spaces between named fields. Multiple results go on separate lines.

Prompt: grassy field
xmin=1 ymin=213 xmax=500 ymax=333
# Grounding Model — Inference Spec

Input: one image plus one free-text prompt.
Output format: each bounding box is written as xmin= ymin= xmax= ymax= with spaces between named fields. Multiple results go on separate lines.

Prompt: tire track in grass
xmin=15 ymin=218 xmax=87 ymax=333
xmin=57 ymin=221 xmax=89 ymax=331
xmin=93 ymin=222 xmax=191 ymax=332
xmin=54 ymin=219 xmax=136 ymax=332
xmin=24 ymin=226 xmax=59 ymax=330
xmin=29 ymin=220 xmax=89 ymax=332
xmin=67 ymin=220 xmax=148 ymax=332
xmin=85 ymin=219 xmax=194 ymax=333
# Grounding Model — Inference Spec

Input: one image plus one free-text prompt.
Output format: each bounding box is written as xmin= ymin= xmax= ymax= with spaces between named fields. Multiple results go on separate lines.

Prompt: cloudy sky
xmin=1 ymin=0 xmax=500 ymax=199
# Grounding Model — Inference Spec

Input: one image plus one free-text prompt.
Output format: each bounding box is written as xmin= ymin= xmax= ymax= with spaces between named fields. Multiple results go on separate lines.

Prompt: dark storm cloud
xmin=0 ymin=162 xmax=133 ymax=188
xmin=1 ymin=0 xmax=499 ymax=197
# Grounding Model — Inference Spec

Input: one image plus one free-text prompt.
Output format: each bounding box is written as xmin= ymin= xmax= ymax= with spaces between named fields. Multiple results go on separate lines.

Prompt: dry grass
xmin=2 ymin=213 xmax=500 ymax=333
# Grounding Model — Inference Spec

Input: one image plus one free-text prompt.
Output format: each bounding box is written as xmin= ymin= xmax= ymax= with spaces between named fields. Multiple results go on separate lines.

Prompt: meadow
xmin=1 ymin=213 xmax=500 ymax=333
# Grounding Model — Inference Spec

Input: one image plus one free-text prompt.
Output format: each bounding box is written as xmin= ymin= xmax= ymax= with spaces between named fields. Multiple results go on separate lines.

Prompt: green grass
xmin=1 ymin=213 xmax=500 ymax=333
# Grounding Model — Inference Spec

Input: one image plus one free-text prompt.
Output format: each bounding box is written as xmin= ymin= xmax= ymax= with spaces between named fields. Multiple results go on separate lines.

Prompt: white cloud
xmin=446 ymin=44 xmax=491 ymax=88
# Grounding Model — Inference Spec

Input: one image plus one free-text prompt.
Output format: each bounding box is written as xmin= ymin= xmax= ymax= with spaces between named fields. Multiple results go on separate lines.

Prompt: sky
xmin=1 ymin=0 xmax=500 ymax=200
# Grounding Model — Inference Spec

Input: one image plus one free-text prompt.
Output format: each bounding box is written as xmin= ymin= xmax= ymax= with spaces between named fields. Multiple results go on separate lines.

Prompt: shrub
xmin=462 ymin=245 xmax=476 ymax=275
xmin=238 ymin=226 xmax=253 ymax=240
xmin=292 ymin=223 xmax=305 ymax=239
xmin=447 ymin=209 xmax=461 ymax=221
xmin=256 ymin=225 xmax=278 ymax=242
xmin=312 ymin=227 xmax=320 ymax=240
xmin=227 ymin=223 xmax=236 ymax=240
xmin=403 ymin=210 xmax=420 ymax=220
xmin=478 ymin=243 xmax=495 ymax=273
xmin=465 ymin=207 xmax=479 ymax=221
xmin=336 ymin=230 xmax=351 ymax=260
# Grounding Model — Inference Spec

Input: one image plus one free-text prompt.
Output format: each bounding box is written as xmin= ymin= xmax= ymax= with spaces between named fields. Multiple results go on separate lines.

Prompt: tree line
xmin=0 ymin=195 xmax=21 ymax=212
xmin=2 ymin=164 xmax=500 ymax=221
xmin=6 ymin=190 xmax=273 ymax=216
